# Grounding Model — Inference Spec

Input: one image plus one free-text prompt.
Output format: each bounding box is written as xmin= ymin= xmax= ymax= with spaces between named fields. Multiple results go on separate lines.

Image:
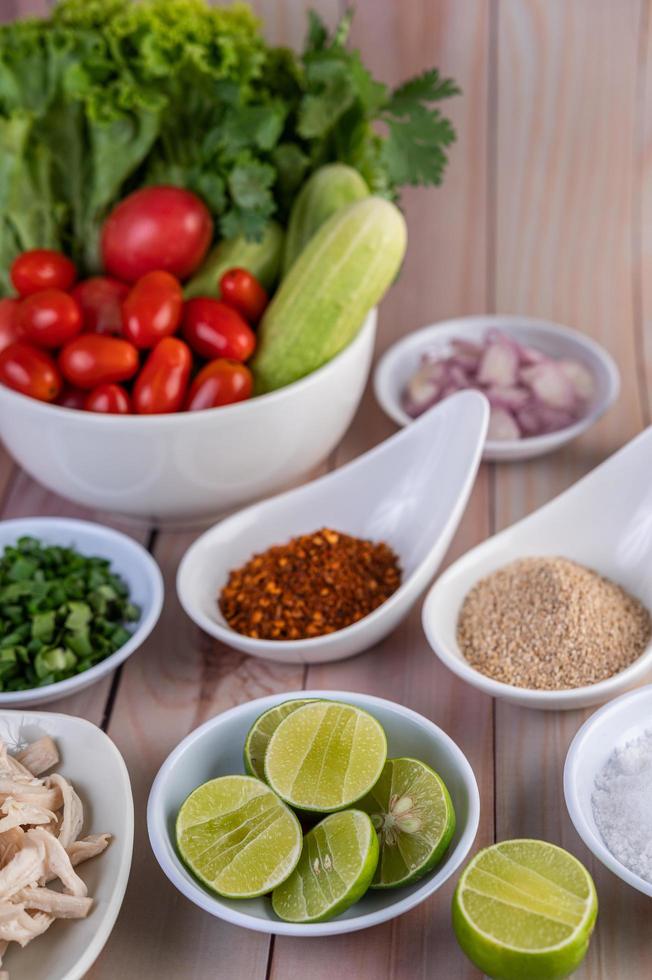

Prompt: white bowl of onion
xmin=374 ymin=315 xmax=620 ymax=461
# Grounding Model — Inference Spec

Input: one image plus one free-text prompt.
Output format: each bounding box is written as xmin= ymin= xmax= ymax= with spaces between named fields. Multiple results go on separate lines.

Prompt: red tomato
xmin=72 ymin=277 xmax=129 ymax=336
xmin=10 ymin=250 xmax=77 ymax=297
xmin=182 ymin=299 xmax=255 ymax=362
xmin=0 ymin=299 xmax=21 ymax=353
xmin=84 ymin=383 xmax=131 ymax=414
xmin=133 ymin=338 xmax=191 ymax=414
xmin=101 ymin=186 xmax=213 ymax=282
xmin=59 ymin=335 xmax=139 ymax=389
xmin=122 ymin=271 xmax=183 ymax=349
xmin=219 ymin=268 xmax=268 ymax=325
xmin=18 ymin=289 xmax=82 ymax=348
xmin=185 ymin=359 xmax=253 ymax=412
xmin=57 ymin=385 xmax=87 ymax=410
xmin=0 ymin=342 xmax=61 ymax=402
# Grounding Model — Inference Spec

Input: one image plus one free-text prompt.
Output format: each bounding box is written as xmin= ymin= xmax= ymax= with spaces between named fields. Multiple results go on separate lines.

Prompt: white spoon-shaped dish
xmin=564 ymin=685 xmax=652 ymax=897
xmin=422 ymin=426 xmax=652 ymax=709
xmin=177 ymin=390 xmax=489 ymax=664
xmin=374 ymin=315 xmax=620 ymax=462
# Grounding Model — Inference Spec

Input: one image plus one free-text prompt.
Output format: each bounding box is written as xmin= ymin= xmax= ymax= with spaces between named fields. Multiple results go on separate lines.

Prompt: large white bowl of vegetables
xmin=0 ymin=1 xmax=458 ymax=524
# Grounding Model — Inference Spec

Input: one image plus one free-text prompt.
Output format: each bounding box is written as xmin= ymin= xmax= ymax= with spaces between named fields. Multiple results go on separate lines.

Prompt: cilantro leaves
xmin=0 ymin=1 xmax=459 ymax=281
xmin=381 ymin=70 xmax=460 ymax=186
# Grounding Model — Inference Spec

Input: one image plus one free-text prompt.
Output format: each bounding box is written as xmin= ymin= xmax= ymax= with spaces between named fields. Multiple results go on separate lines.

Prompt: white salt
xmin=592 ymin=729 xmax=652 ymax=883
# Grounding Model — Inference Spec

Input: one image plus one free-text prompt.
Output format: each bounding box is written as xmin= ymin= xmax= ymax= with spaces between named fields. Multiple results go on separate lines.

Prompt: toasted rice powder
xmin=456 ymin=556 xmax=652 ymax=690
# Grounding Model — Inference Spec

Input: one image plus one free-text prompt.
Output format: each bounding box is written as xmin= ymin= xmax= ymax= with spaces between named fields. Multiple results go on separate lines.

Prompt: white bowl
xmin=374 ymin=314 xmax=620 ymax=461
xmin=564 ymin=685 xmax=652 ymax=897
xmin=0 ymin=312 xmax=377 ymax=524
xmin=422 ymin=425 xmax=652 ymax=709
xmin=0 ymin=708 xmax=133 ymax=980
xmin=0 ymin=517 xmax=163 ymax=706
xmin=176 ymin=390 xmax=488 ymax=665
xmin=147 ymin=689 xmax=480 ymax=936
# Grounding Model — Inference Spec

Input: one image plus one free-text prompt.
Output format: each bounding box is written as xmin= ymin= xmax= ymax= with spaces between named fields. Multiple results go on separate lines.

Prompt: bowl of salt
xmin=564 ymin=684 xmax=652 ymax=897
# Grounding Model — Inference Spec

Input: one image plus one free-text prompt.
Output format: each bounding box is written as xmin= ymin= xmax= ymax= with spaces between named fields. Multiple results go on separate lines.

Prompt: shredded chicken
xmin=16 ymin=888 xmax=92 ymax=919
xmin=0 ymin=800 xmax=56 ymax=834
xmin=0 ymin=739 xmax=111 ymax=977
xmin=15 ymin=738 xmax=59 ymax=778
xmin=47 ymin=775 xmax=83 ymax=849
xmin=67 ymin=833 xmax=111 ymax=867
xmin=0 ymin=781 xmax=62 ymax=811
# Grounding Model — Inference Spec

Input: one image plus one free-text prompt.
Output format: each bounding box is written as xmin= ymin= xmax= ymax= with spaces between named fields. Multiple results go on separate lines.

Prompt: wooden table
xmin=3 ymin=0 xmax=652 ymax=976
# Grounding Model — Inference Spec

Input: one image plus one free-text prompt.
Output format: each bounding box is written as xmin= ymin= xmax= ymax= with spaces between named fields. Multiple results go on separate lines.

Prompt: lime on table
xmin=272 ymin=810 xmax=379 ymax=922
xmin=264 ymin=700 xmax=387 ymax=813
xmin=244 ymin=699 xmax=315 ymax=780
xmin=176 ymin=775 xmax=302 ymax=899
xmin=359 ymin=757 xmax=456 ymax=888
xmin=453 ymin=839 xmax=598 ymax=980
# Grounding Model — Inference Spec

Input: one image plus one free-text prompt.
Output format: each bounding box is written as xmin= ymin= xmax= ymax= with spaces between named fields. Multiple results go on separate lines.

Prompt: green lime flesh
xmin=272 ymin=809 xmax=379 ymax=923
xmin=244 ymin=699 xmax=316 ymax=780
xmin=176 ymin=775 xmax=302 ymax=899
xmin=452 ymin=839 xmax=598 ymax=980
xmin=359 ymin=757 xmax=456 ymax=888
xmin=264 ymin=700 xmax=387 ymax=813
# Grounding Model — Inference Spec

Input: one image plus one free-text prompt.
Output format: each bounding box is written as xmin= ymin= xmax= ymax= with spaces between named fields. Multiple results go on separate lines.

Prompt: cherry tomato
xmin=0 ymin=299 xmax=21 ymax=353
xmin=57 ymin=385 xmax=87 ymax=410
xmin=182 ymin=299 xmax=255 ymax=362
xmin=185 ymin=359 xmax=253 ymax=412
xmin=219 ymin=268 xmax=268 ymax=325
xmin=122 ymin=271 xmax=183 ymax=349
xmin=84 ymin=383 xmax=131 ymax=414
xmin=72 ymin=277 xmax=129 ymax=336
xmin=59 ymin=335 xmax=139 ymax=389
xmin=10 ymin=250 xmax=77 ymax=297
xmin=0 ymin=342 xmax=61 ymax=402
xmin=101 ymin=186 xmax=213 ymax=282
xmin=18 ymin=289 xmax=82 ymax=348
xmin=133 ymin=337 xmax=192 ymax=414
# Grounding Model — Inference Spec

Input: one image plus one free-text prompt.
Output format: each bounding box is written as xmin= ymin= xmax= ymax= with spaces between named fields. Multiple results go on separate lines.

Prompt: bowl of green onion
xmin=0 ymin=517 xmax=163 ymax=705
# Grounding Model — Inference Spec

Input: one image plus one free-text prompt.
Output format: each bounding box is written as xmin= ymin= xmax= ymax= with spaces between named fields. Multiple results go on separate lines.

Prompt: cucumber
xmin=282 ymin=164 xmax=369 ymax=274
xmin=184 ymin=221 xmax=284 ymax=299
xmin=252 ymin=197 xmax=407 ymax=394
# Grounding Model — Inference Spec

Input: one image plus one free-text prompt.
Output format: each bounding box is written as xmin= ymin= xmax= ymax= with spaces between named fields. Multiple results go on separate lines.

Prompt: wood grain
xmin=2 ymin=0 xmax=652 ymax=977
xmin=492 ymin=3 xmax=651 ymax=979
xmin=90 ymin=530 xmax=303 ymax=979
xmin=270 ymin=2 xmax=493 ymax=977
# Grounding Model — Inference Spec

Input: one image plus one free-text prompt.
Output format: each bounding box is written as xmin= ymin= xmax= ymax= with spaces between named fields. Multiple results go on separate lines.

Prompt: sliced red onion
xmin=450 ymin=339 xmax=483 ymax=369
xmin=488 ymin=407 xmax=521 ymax=440
xmin=520 ymin=362 xmax=577 ymax=411
xmin=401 ymin=329 xmax=595 ymax=440
xmin=558 ymin=359 xmax=595 ymax=401
xmin=519 ymin=344 xmax=548 ymax=365
xmin=485 ymin=385 xmax=531 ymax=410
xmin=477 ymin=341 xmax=519 ymax=387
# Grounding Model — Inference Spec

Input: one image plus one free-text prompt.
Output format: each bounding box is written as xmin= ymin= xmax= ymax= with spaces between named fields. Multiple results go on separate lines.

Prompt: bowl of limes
xmin=147 ymin=690 xmax=480 ymax=936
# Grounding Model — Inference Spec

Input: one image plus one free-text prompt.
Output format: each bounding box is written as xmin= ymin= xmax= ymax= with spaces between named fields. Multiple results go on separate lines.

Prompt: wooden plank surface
xmin=2 ymin=1 xmax=652 ymax=978
xmin=492 ymin=5 xmax=650 ymax=980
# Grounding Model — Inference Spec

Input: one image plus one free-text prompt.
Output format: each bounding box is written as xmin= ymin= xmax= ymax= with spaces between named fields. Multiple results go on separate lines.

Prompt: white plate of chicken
xmin=0 ymin=711 xmax=133 ymax=980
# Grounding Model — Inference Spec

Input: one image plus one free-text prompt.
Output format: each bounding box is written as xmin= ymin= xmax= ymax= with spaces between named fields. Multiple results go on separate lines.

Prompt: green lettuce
xmin=0 ymin=0 xmax=458 ymax=293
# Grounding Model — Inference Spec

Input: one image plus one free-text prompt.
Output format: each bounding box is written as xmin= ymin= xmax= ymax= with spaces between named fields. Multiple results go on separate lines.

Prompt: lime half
xmin=453 ymin=839 xmax=598 ymax=980
xmin=264 ymin=700 xmax=387 ymax=812
xmin=272 ymin=809 xmax=379 ymax=922
xmin=176 ymin=775 xmax=302 ymax=899
xmin=244 ymin=699 xmax=315 ymax=780
xmin=359 ymin=757 xmax=456 ymax=888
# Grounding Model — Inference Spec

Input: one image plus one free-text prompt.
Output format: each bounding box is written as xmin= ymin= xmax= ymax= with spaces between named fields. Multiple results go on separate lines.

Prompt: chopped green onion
xmin=0 ymin=537 xmax=141 ymax=691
